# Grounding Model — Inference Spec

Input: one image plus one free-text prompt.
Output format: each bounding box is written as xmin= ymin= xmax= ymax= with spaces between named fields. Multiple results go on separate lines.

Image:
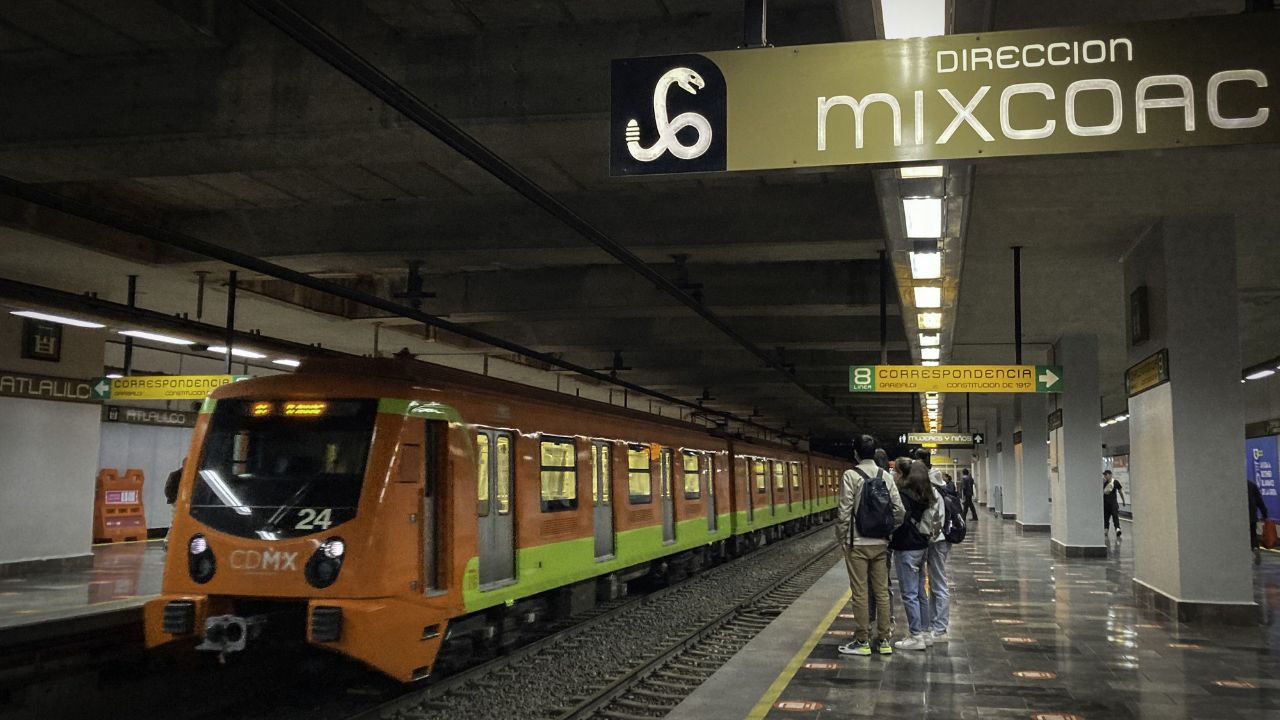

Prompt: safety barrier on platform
xmin=94 ymin=468 xmax=146 ymax=543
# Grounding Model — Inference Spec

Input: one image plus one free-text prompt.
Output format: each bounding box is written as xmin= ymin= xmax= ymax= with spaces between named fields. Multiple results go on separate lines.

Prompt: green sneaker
xmin=838 ymin=640 xmax=872 ymax=656
xmin=877 ymin=639 xmax=893 ymax=655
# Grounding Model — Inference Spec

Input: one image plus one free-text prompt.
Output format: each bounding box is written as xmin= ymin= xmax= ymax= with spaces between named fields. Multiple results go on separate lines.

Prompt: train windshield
xmin=189 ymin=399 xmax=377 ymax=540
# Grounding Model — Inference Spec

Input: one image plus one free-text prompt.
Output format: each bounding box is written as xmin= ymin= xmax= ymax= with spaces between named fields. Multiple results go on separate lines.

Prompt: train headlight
xmin=305 ymin=537 xmax=346 ymax=589
xmin=187 ymin=534 xmax=217 ymax=584
xmin=321 ymin=538 xmax=345 ymax=559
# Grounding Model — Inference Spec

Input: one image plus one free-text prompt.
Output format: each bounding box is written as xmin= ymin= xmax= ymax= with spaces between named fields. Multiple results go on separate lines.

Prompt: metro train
xmin=144 ymin=357 xmax=850 ymax=681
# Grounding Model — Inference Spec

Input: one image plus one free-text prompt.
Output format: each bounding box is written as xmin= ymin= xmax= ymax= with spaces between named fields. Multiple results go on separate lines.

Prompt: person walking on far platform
xmin=1248 ymin=477 xmax=1269 ymax=563
xmin=960 ymin=468 xmax=978 ymax=521
xmin=1103 ymin=470 xmax=1124 ymax=538
xmin=836 ymin=435 xmax=905 ymax=657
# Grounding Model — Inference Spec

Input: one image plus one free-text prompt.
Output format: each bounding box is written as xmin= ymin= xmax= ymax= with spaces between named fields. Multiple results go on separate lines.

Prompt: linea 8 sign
xmin=850 ymin=365 xmax=876 ymax=392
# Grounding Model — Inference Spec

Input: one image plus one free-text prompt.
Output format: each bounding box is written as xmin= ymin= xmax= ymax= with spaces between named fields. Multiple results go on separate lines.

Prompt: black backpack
xmin=852 ymin=467 xmax=896 ymax=540
xmin=939 ymin=486 xmax=967 ymax=544
xmin=889 ymin=493 xmax=931 ymax=551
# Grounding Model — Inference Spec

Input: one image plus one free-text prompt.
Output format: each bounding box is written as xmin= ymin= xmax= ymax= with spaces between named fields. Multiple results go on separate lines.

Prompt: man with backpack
xmin=836 ymin=435 xmax=906 ymax=657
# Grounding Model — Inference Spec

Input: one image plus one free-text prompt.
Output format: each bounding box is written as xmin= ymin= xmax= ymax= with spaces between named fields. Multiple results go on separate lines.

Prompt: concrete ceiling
xmin=0 ymin=0 xmax=1275 ymax=442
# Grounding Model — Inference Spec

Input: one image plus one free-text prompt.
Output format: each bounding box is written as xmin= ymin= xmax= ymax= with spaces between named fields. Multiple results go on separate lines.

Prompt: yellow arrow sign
xmin=105 ymin=375 xmax=249 ymax=401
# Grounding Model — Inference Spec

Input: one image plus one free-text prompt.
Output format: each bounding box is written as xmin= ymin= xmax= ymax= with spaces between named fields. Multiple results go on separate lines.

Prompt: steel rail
xmin=238 ymin=0 xmax=859 ymax=429
xmin=556 ymin=541 xmax=839 ymax=720
xmin=0 ymin=177 xmax=793 ymax=438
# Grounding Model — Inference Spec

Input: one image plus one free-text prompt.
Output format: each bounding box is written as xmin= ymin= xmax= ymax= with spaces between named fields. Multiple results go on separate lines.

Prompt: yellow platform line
xmin=745 ymin=588 xmax=852 ymax=719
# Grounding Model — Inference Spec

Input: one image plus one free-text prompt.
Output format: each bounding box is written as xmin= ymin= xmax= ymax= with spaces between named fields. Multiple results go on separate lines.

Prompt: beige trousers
xmin=843 ymin=542 xmax=891 ymax=643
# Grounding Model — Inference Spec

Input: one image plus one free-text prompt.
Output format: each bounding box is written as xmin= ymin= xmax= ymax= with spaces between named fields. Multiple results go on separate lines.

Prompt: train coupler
xmin=197 ymin=613 xmax=267 ymax=658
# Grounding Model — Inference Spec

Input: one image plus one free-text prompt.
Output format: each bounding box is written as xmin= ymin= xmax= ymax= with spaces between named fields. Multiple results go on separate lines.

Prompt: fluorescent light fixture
xmin=1245 ymin=368 xmax=1276 ymax=381
xmin=918 ymin=312 xmax=943 ymax=330
xmin=900 ymin=165 xmax=945 ymax=179
xmin=106 ymin=373 xmax=123 ymax=379
xmin=903 ymin=197 xmax=943 ymax=238
xmin=208 ymin=345 xmax=266 ymax=359
xmin=11 ymin=310 xmax=105 ymax=328
xmin=1116 ymin=414 xmax=1129 ymax=422
xmin=921 ymin=347 xmax=941 ymax=361
xmin=118 ymin=330 xmax=194 ymax=346
xmin=920 ymin=334 xmax=940 ymax=347
xmin=914 ymin=286 xmax=942 ymax=308
xmin=879 ymin=0 xmax=947 ymax=39
xmin=923 ymin=360 xmax=939 ymax=367
xmin=1099 ymin=422 xmax=1107 ymax=428
xmin=909 ymin=248 xmax=942 ymax=280
xmin=273 ymin=358 xmax=301 ymax=368
xmin=925 ymin=392 xmax=939 ymax=399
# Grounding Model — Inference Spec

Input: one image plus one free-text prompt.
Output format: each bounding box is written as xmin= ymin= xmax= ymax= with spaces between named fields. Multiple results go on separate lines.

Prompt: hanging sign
xmin=610 ymin=13 xmax=1280 ymax=175
xmin=92 ymin=375 xmax=250 ymax=401
xmin=0 ymin=370 xmax=95 ymax=403
xmin=850 ymin=365 xmax=1062 ymax=393
xmin=899 ymin=432 xmax=979 ymax=446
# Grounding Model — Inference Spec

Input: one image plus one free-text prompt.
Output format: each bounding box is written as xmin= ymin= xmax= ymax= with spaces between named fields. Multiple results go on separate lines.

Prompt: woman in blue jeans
xmin=890 ymin=461 xmax=944 ymax=651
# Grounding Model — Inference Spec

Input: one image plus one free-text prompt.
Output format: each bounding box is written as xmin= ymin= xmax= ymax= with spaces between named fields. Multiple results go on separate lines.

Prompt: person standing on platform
xmin=1103 ymin=470 xmax=1124 ymax=538
xmin=891 ymin=461 xmax=943 ymax=651
xmin=836 ymin=435 xmax=905 ymax=657
xmin=960 ymin=468 xmax=978 ymax=521
xmin=926 ymin=470 xmax=955 ymax=645
xmin=1248 ymin=477 xmax=1269 ymax=562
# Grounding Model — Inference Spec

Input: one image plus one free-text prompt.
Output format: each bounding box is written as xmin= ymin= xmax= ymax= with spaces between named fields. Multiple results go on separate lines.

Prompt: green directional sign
xmin=849 ymin=365 xmax=1063 ymax=393
xmin=90 ymin=377 xmax=113 ymax=400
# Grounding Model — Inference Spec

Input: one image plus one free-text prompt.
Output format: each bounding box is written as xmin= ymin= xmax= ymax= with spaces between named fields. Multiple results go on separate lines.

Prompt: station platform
xmin=669 ymin=518 xmax=1280 ymax=720
xmin=0 ymin=541 xmax=164 ymax=646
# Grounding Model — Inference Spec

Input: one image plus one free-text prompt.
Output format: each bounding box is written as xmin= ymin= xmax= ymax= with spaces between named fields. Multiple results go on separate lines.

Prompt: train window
xmin=476 ymin=433 xmax=491 ymax=517
xmin=773 ymin=461 xmax=785 ymax=490
xmin=591 ymin=442 xmax=613 ymax=505
xmin=753 ymin=460 xmax=766 ymax=493
xmin=496 ymin=435 xmax=512 ymax=515
xmin=707 ymin=455 xmax=716 ymax=497
xmin=539 ymin=438 xmax=578 ymax=513
xmin=627 ymin=445 xmax=652 ymax=504
xmin=682 ymin=452 xmax=701 ymax=500
xmin=790 ymin=462 xmax=801 ymax=489
xmin=190 ymin=398 xmax=376 ymax=539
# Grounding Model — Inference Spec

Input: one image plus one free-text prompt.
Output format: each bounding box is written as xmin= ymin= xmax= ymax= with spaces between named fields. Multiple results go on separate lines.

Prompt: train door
xmin=591 ymin=441 xmax=615 ymax=560
xmin=476 ymin=430 xmax=515 ymax=587
xmin=706 ymin=455 xmax=717 ymax=533
xmin=422 ymin=421 xmax=448 ymax=591
xmin=660 ymin=448 xmax=675 ymax=543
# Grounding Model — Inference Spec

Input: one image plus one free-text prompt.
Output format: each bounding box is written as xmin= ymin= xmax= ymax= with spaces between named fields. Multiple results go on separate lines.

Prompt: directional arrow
xmin=90 ymin=377 xmax=112 ymax=400
xmin=1038 ymin=368 xmax=1060 ymax=388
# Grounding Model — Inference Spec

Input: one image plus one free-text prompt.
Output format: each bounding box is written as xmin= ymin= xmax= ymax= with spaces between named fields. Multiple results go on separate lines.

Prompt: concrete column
xmin=977 ymin=421 xmax=990 ymax=506
xmin=1049 ymin=334 xmax=1105 ymax=558
xmin=1016 ymin=394 xmax=1051 ymax=531
xmin=1124 ymin=216 xmax=1254 ymax=623
xmin=1000 ymin=412 xmax=1018 ymax=520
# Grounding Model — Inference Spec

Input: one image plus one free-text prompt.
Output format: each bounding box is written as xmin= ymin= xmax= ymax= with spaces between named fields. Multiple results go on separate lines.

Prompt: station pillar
xmin=977 ymin=420 xmax=991 ymax=507
xmin=1048 ymin=334 xmax=1105 ymax=558
xmin=1016 ymin=394 xmax=1051 ymax=532
xmin=1123 ymin=216 xmax=1254 ymax=622
xmin=999 ymin=409 xmax=1017 ymax=519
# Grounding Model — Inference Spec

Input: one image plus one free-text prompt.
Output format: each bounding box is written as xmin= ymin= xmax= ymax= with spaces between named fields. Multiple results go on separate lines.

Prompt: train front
xmin=144 ymin=374 xmax=457 ymax=682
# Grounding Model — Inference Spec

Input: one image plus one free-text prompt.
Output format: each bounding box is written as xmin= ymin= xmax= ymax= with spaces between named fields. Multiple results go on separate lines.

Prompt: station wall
xmin=0 ymin=315 xmax=104 ymax=568
xmin=98 ymin=421 xmax=194 ymax=530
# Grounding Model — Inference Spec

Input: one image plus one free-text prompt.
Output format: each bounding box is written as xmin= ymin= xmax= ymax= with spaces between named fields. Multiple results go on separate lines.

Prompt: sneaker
xmin=930 ymin=631 xmax=949 ymax=645
xmin=894 ymin=634 xmax=929 ymax=651
xmin=876 ymin=639 xmax=893 ymax=655
xmin=838 ymin=640 xmax=872 ymax=656
xmin=1117 ymin=529 xmax=1122 ymax=538
xmin=924 ymin=632 xmax=935 ymax=647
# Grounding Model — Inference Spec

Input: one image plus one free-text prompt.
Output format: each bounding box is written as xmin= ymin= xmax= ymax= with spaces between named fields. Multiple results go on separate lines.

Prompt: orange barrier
xmin=94 ymin=468 xmax=147 ymax=543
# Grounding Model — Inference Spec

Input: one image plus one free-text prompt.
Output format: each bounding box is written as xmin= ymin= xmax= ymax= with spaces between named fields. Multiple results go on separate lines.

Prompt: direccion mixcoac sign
xmin=610 ymin=13 xmax=1279 ymax=175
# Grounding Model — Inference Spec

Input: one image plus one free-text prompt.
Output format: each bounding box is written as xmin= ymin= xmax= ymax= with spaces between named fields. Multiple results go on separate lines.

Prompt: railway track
xmin=358 ymin=527 xmax=839 ymax=720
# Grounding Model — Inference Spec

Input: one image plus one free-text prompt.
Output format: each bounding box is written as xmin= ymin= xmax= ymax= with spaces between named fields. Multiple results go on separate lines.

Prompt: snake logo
xmin=625 ymin=68 xmax=713 ymax=162
xmin=610 ymin=54 xmax=726 ymax=176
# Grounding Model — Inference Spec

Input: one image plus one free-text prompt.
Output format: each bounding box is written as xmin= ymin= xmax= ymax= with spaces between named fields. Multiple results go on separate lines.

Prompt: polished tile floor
xmin=761 ymin=515 xmax=1280 ymax=720
xmin=0 ymin=541 xmax=164 ymax=632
